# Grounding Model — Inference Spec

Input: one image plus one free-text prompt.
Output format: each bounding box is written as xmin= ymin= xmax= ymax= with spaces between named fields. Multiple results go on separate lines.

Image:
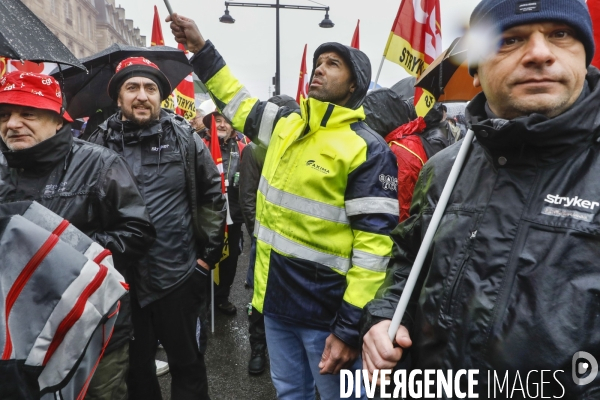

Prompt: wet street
xmin=157 ymin=228 xmax=278 ymax=399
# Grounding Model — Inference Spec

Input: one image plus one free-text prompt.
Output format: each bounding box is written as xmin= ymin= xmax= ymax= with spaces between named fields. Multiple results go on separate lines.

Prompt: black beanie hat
xmin=468 ymin=0 xmax=594 ymax=76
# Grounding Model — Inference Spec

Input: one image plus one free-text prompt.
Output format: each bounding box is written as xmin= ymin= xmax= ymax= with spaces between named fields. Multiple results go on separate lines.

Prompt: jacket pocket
xmin=487 ymin=221 xmax=600 ymax=376
xmin=417 ymin=207 xmax=482 ymax=324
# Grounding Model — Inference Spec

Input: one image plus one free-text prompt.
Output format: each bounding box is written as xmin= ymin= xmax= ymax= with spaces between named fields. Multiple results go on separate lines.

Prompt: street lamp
xmin=220 ymin=1 xmax=334 ymax=96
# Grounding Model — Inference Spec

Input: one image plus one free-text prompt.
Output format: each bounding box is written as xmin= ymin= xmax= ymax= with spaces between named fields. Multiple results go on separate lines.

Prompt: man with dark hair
xmin=88 ymin=57 xmax=226 ymax=400
xmin=168 ymin=14 xmax=399 ymax=400
xmin=0 ymin=71 xmax=155 ymax=399
xmin=361 ymin=0 xmax=600 ymax=397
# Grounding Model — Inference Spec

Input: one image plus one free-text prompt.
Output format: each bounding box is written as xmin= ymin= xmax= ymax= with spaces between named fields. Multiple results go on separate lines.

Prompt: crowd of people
xmin=1 ymin=0 xmax=600 ymax=398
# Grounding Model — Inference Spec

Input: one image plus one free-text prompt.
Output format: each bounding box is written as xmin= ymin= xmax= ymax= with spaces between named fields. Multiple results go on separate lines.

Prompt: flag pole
xmin=211 ymin=270 xmax=215 ymax=333
xmin=373 ymin=55 xmax=386 ymax=89
xmin=387 ymin=129 xmax=475 ymax=341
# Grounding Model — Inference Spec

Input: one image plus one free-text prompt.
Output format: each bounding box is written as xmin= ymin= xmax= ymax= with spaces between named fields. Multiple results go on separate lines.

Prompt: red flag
xmin=351 ymin=20 xmax=360 ymax=49
xmin=173 ymin=43 xmax=196 ymax=120
xmin=296 ymin=44 xmax=308 ymax=104
xmin=151 ymin=5 xmax=165 ymax=46
xmin=210 ymin=115 xmax=226 ymax=195
xmin=590 ymin=1 xmax=600 ymax=69
xmin=383 ymin=0 xmax=442 ymax=116
xmin=0 ymin=59 xmax=56 ymax=78
xmin=209 ymin=115 xmax=229 ymax=284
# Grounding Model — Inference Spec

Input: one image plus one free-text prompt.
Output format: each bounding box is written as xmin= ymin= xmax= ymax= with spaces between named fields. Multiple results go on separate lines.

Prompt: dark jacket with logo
xmin=0 ymin=125 xmax=154 ymax=354
xmin=88 ymin=110 xmax=226 ymax=307
xmin=361 ymin=68 xmax=600 ymax=398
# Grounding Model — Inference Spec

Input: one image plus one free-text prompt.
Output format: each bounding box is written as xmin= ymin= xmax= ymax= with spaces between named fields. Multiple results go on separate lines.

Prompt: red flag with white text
xmin=0 ymin=58 xmax=57 ymax=78
xmin=296 ymin=44 xmax=308 ymax=104
xmin=383 ymin=0 xmax=442 ymax=116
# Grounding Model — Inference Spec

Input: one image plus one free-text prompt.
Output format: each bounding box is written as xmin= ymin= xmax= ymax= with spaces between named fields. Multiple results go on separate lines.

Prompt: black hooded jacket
xmin=0 ymin=125 xmax=155 ymax=354
xmin=361 ymin=67 xmax=600 ymax=398
xmin=88 ymin=109 xmax=226 ymax=307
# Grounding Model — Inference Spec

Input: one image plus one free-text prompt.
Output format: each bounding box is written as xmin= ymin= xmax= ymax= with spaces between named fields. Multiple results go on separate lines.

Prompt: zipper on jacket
xmin=157 ymin=133 xmax=163 ymax=175
xmin=444 ymin=228 xmax=479 ymax=316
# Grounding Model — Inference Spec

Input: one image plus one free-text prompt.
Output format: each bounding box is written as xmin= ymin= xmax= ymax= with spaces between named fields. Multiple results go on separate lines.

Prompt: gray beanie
xmin=468 ymin=0 xmax=594 ymax=76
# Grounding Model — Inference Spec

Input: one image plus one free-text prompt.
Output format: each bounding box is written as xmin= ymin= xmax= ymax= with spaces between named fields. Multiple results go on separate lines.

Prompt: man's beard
xmin=121 ymin=104 xmax=160 ymax=126
xmin=308 ymin=85 xmax=350 ymax=106
xmin=217 ymin=129 xmax=230 ymax=139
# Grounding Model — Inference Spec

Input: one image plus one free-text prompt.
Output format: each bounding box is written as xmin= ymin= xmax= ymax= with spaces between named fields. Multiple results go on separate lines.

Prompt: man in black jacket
xmin=362 ymin=0 xmax=600 ymax=398
xmin=88 ymin=57 xmax=226 ymax=400
xmin=0 ymin=71 xmax=155 ymax=399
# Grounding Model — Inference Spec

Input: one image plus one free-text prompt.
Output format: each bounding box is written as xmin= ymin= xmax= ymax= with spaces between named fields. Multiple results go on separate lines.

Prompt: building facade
xmin=21 ymin=0 xmax=145 ymax=58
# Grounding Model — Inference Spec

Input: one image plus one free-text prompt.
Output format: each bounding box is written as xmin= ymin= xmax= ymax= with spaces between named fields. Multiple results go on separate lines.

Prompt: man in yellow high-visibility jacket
xmin=169 ymin=14 xmax=399 ymax=399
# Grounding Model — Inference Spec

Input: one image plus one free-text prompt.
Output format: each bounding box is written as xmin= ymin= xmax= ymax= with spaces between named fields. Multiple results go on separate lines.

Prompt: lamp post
xmin=220 ymin=1 xmax=333 ymax=96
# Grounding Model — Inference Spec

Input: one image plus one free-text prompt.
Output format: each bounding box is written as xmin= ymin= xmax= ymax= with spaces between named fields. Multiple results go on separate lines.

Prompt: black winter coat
xmin=362 ymin=68 xmax=600 ymax=398
xmin=0 ymin=125 xmax=155 ymax=354
xmin=239 ymin=142 xmax=266 ymax=236
xmin=89 ymin=110 xmax=226 ymax=307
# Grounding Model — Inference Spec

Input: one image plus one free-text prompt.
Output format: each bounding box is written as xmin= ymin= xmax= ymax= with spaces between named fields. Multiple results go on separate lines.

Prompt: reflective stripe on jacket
xmin=0 ymin=207 xmax=126 ymax=399
xmin=192 ymin=41 xmax=399 ymax=347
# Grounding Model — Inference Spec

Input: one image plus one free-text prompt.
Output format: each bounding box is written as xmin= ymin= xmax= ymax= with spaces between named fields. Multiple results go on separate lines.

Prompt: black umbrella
xmin=390 ymin=76 xmax=417 ymax=101
xmin=0 ymin=0 xmax=84 ymax=70
xmin=52 ymin=44 xmax=193 ymax=119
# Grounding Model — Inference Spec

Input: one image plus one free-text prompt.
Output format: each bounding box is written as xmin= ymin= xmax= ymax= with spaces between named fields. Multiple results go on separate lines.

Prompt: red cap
xmin=0 ymin=71 xmax=73 ymax=122
xmin=108 ymin=57 xmax=171 ymax=101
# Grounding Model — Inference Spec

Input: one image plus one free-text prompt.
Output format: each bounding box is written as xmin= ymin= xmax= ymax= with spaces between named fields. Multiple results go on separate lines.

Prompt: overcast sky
xmin=115 ymin=0 xmax=481 ymax=99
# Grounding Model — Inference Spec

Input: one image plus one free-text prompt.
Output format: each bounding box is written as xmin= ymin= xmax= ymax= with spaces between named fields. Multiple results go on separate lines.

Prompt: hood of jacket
xmin=1 ymin=124 xmax=73 ymax=171
xmin=465 ymin=66 xmax=600 ymax=166
xmin=363 ymin=88 xmax=415 ymax=137
xmin=310 ymin=42 xmax=371 ymax=110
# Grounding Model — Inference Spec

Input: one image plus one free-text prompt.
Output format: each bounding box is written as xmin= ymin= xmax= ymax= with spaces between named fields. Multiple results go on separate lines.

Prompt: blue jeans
xmin=264 ymin=316 xmax=367 ymax=400
xmin=246 ymin=236 xmax=257 ymax=288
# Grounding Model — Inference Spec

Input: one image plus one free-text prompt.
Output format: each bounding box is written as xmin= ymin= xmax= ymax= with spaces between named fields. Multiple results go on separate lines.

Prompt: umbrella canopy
xmin=52 ymin=44 xmax=193 ymax=119
xmin=415 ymin=36 xmax=481 ymax=103
xmin=390 ymin=76 xmax=417 ymax=101
xmin=0 ymin=0 xmax=84 ymax=70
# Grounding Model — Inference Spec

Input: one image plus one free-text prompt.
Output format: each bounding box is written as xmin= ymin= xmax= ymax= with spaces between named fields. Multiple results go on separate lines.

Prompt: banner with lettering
xmin=383 ymin=0 xmax=442 ymax=116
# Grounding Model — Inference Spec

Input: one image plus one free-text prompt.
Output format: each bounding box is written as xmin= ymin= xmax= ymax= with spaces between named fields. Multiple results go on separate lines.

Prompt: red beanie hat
xmin=107 ymin=57 xmax=172 ymax=101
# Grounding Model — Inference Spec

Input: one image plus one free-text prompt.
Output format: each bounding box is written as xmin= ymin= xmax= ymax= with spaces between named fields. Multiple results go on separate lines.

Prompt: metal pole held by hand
xmin=387 ymin=129 xmax=475 ymax=341
xmin=163 ymin=0 xmax=175 ymax=18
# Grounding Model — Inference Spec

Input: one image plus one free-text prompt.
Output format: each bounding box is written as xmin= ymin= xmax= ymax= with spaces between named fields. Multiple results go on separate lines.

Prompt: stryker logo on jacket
xmin=544 ymin=194 xmax=600 ymax=210
xmin=151 ymin=144 xmax=170 ymax=152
